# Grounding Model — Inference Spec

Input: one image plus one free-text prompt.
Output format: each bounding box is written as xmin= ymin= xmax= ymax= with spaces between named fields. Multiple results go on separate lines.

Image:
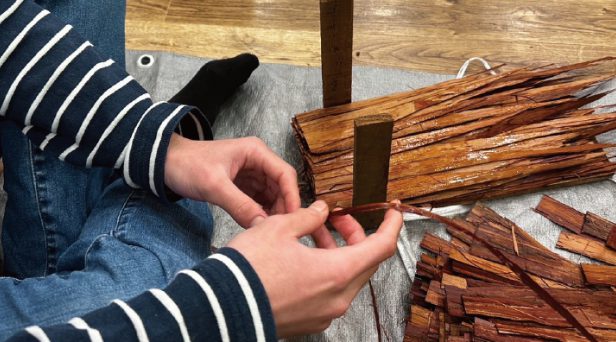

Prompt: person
xmin=0 ymin=0 xmax=404 ymax=341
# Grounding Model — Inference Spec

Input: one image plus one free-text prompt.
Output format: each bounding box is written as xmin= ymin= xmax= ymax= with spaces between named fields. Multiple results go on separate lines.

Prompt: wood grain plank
xmin=125 ymin=20 xmax=321 ymax=66
xmin=166 ymin=0 xmax=320 ymax=31
xmin=127 ymin=0 xmax=171 ymax=21
xmin=320 ymin=0 xmax=353 ymax=107
xmin=127 ymin=0 xmax=616 ymax=74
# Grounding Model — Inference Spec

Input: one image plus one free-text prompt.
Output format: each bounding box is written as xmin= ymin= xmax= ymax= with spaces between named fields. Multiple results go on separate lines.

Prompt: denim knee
xmin=57 ymin=179 xmax=214 ymax=281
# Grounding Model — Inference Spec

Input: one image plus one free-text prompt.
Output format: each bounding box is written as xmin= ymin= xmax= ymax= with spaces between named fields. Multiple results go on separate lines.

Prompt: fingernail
xmin=250 ymin=215 xmax=266 ymax=227
xmin=392 ymin=199 xmax=401 ymax=204
xmin=310 ymin=200 xmax=328 ymax=213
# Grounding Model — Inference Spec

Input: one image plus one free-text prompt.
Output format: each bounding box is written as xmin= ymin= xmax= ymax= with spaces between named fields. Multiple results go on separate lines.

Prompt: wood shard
xmin=495 ymin=321 xmax=613 ymax=342
xmin=535 ymin=195 xmax=585 ymax=234
xmin=582 ymin=264 xmax=616 ymax=286
xmin=607 ymin=228 xmax=616 ymax=250
xmin=441 ymin=273 xmax=467 ymax=289
xmin=557 ymin=231 xmax=616 ymax=265
xmin=582 ymin=212 xmax=616 ymax=241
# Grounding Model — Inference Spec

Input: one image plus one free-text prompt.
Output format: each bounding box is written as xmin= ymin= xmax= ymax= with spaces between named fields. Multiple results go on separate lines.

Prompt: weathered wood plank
xmin=320 ymin=0 xmax=353 ymax=108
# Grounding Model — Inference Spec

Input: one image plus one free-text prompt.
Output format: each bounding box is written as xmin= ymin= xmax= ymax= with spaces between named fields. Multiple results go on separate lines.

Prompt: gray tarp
xmin=2 ymin=51 xmax=615 ymax=341
xmin=125 ymin=51 xmax=616 ymax=341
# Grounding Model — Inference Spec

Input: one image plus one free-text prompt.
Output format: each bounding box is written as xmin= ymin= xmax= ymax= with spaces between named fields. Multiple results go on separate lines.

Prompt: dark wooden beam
xmin=352 ymin=114 xmax=393 ymax=229
xmin=320 ymin=0 xmax=353 ymax=108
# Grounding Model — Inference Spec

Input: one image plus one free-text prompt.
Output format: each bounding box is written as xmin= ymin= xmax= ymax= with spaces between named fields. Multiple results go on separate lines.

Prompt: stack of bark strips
xmin=292 ymin=58 xmax=616 ymax=209
xmin=535 ymin=195 xmax=616 ymax=287
xmin=405 ymin=203 xmax=616 ymax=341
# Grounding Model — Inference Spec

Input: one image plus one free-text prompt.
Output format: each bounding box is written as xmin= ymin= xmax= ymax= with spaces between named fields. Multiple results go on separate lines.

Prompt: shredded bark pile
xmin=404 ymin=202 xmax=616 ymax=341
xmin=292 ymin=58 xmax=616 ymax=209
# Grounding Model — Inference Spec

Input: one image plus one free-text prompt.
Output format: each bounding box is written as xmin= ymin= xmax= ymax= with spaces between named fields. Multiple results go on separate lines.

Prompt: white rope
xmin=456 ymin=57 xmax=497 ymax=79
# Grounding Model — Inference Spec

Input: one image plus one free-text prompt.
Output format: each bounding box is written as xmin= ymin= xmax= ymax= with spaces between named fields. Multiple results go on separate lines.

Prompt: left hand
xmin=164 ymin=133 xmax=301 ymax=227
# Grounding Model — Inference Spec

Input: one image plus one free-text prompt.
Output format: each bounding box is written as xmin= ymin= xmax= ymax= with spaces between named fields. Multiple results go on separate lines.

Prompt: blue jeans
xmin=0 ymin=1 xmax=214 ymax=339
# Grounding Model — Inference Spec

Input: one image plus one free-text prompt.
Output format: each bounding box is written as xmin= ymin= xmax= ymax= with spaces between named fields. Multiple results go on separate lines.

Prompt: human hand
xmin=164 ymin=133 xmax=301 ymax=227
xmin=227 ymin=200 xmax=403 ymax=338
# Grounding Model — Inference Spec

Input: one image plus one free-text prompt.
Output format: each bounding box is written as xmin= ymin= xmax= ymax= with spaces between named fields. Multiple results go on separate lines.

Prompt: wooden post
xmin=320 ymin=0 xmax=353 ymax=108
xmin=352 ymin=114 xmax=393 ymax=229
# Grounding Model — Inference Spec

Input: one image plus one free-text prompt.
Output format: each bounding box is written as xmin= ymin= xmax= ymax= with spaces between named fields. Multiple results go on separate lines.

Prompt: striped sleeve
xmin=6 ymin=248 xmax=277 ymax=342
xmin=0 ymin=0 xmax=212 ymax=200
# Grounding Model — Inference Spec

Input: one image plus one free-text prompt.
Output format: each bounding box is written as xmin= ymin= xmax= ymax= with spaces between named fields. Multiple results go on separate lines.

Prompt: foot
xmin=170 ymin=53 xmax=260 ymax=126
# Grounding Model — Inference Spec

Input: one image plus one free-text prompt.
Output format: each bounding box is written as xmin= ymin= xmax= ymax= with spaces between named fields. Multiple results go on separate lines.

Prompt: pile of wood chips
xmin=292 ymin=58 xmax=616 ymax=209
xmin=405 ymin=199 xmax=616 ymax=341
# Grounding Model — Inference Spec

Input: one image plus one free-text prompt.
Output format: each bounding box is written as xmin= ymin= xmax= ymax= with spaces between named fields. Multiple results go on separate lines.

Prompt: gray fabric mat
xmin=1 ymin=51 xmax=615 ymax=340
xmin=125 ymin=51 xmax=616 ymax=341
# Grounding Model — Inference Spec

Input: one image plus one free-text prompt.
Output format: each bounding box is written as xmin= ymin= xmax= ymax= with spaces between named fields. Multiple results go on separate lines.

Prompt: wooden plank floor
xmin=126 ymin=0 xmax=616 ymax=74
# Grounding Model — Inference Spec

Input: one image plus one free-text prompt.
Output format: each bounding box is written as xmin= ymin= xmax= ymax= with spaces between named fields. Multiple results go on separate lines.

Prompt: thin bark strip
xmin=534 ymin=195 xmax=585 ymax=234
xmin=582 ymin=212 xmax=616 ymax=241
xmin=557 ymin=231 xmax=616 ymax=265
xmin=582 ymin=264 xmax=616 ymax=286
xmin=607 ymin=228 xmax=616 ymax=250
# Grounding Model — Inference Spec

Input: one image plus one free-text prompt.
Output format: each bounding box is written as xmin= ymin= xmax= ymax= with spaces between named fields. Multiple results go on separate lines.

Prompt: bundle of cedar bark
xmin=292 ymin=58 xmax=616 ymax=209
xmin=405 ymin=201 xmax=616 ymax=342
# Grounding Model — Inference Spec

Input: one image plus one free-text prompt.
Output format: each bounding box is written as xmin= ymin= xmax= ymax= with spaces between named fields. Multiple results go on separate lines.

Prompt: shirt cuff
xmin=122 ymin=102 xmax=211 ymax=201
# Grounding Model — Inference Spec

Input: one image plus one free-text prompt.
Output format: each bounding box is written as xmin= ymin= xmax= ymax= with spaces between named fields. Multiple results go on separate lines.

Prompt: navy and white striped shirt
xmin=1 ymin=0 xmax=275 ymax=340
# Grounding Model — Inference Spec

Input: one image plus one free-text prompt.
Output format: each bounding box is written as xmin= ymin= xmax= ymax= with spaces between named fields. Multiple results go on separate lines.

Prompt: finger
xmin=209 ymin=177 xmax=268 ymax=228
xmin=246 ymin=142 xmax=301 ymax=214
xmin=329 ymin=212 xmax=366 ymax=245
xmin=284 ymin=200 xmax=329 ymax=237
xmin=331 ymin=206 xmax=403 ymax=277
xmin=272 ymin=196 xmax=287 ymax=215
xmin=312 ymin=226 xmax=337 ymax=249
xmin=334 ymin=207 xmax=403 ymax=302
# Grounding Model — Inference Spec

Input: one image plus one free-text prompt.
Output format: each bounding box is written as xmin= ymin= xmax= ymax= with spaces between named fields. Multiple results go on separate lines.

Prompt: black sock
xmin=170 ymin=53 xmax=260 ymax=126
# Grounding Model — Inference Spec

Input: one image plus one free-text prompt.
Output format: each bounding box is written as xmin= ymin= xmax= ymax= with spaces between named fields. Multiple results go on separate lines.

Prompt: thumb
xmin=284 ymin=200 xmax=330 ymax=238
xmin=210 ymin=178 xmax=267 ymax=228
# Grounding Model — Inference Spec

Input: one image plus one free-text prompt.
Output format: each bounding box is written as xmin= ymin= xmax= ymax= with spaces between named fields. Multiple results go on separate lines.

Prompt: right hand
xmin=227 ymin=200 xmax=403 ymax=338
xmin=164 ymin=134 xmax=301 ymax=228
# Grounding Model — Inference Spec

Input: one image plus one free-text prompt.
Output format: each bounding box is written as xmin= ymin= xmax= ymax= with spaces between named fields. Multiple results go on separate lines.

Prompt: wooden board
xmin=351 ymin=115 xmax=393 ymax=229
xmin=320 ymin=0 xmax=353 ymax=108
xmin=126 ymin=0 xmax=616 ymax=74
